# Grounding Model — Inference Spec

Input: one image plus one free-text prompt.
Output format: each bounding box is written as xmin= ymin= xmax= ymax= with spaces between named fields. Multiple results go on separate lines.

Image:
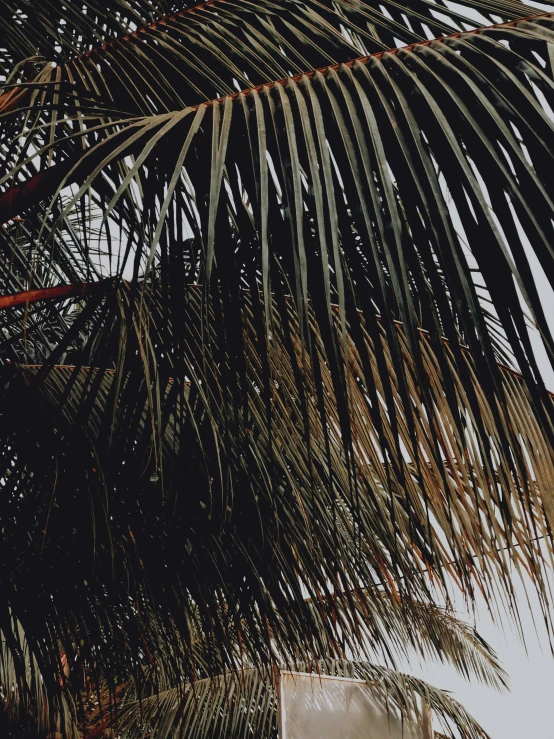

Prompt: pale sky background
xmin=396 ymin=8 xmax=554 ymax=722
xmin=405 ymin=581 xmax=554 ymax=737
xmin=401 ymin=263 xmax=554 ymax=737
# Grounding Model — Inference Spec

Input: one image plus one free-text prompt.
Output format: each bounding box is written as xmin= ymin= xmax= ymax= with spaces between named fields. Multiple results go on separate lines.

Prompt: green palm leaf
xmin=2 ymin=0 xmax=554 ymax=735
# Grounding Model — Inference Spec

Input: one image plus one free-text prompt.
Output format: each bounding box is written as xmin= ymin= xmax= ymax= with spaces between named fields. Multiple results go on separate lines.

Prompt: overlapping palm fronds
xmin=0 ymin=0 xmax=539 ymax=83
xmin=2 ymin=0 xmax=554 ymax=735
xmin=1 ymin=606 xmax=503 ymax=738
xmin=96 ymin=658 xmax=493 ymax=739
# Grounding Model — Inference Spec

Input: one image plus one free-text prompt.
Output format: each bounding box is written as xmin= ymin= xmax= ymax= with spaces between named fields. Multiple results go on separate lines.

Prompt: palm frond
xmin=96 ymin=659 xmax=491 ymax=739
xmin=0 ymin=279 xmax=547 ymax=694
xmin=2 ymin=0 xmax=554 ymax=733
xmin=0 ymin=620 xmax=79 ymax=739
xmin=4 ymin=14 xmax=554 ymax=385
xmin=1 ymin=0 xmax=546 ymax=85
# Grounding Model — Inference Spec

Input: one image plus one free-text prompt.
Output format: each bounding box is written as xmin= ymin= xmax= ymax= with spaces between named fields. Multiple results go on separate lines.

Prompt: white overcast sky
xmin=404 ymin=578 xmax=554 ymax=737
xmin=403 ymin=2 xmax=554 ymax=721
xmin=401 ymin=266 xmax=554 ymax=737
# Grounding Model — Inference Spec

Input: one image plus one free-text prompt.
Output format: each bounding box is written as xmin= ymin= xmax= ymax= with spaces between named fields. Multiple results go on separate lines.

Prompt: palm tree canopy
xmin=2 ymin=0 xmax=554 ymax=735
